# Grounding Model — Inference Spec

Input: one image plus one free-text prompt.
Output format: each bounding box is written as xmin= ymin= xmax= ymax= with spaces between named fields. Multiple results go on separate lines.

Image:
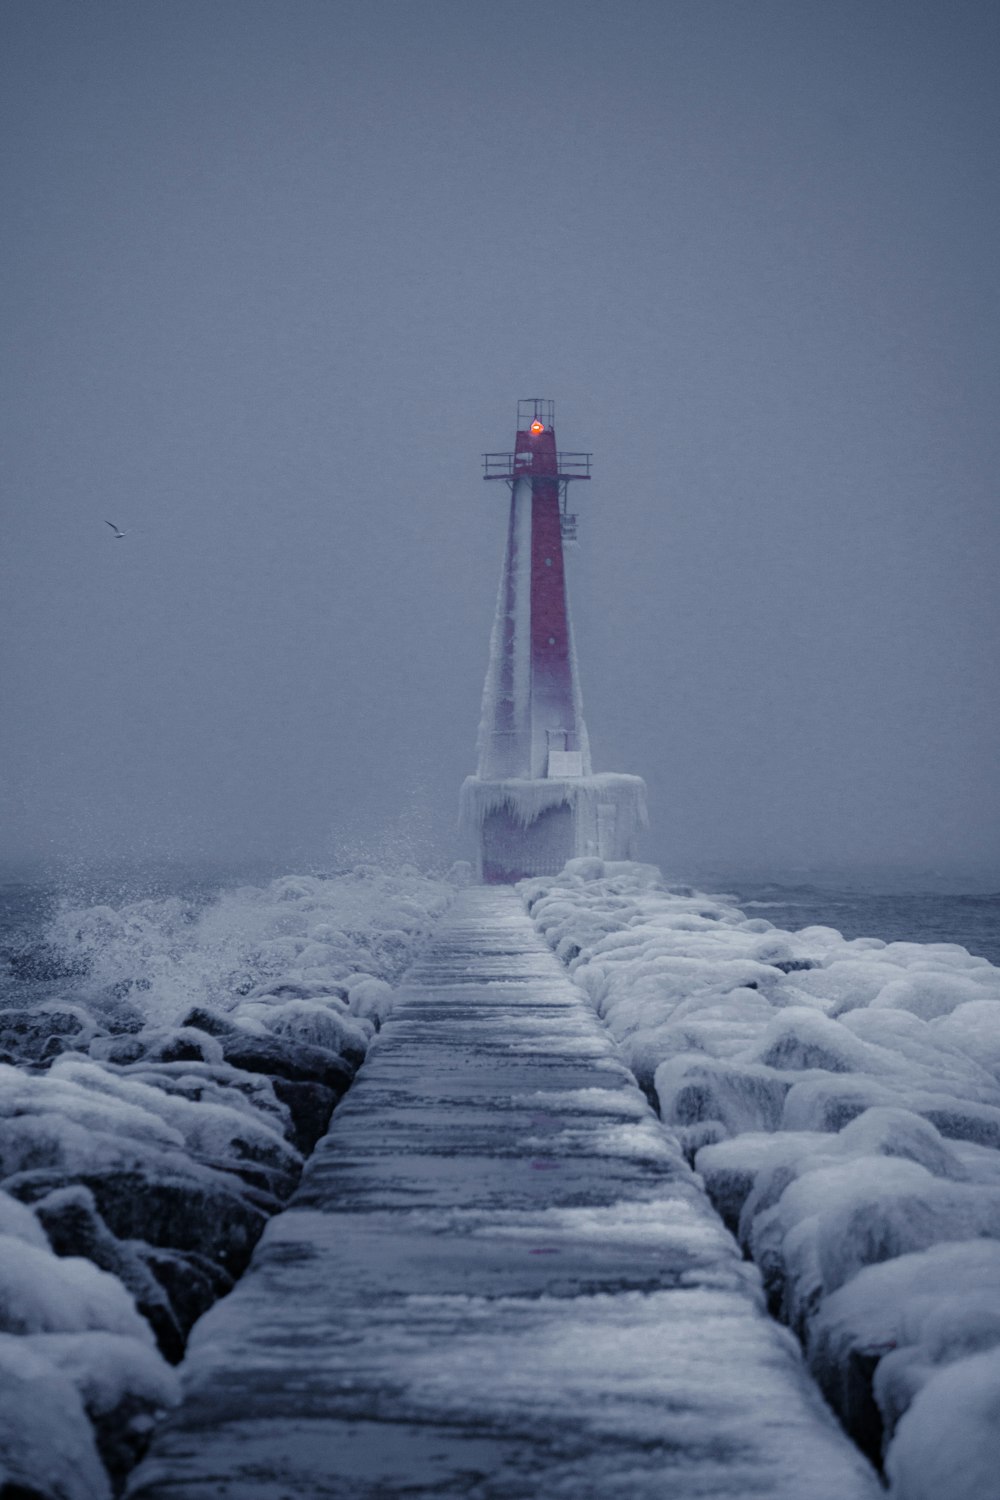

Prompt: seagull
xmin=104 ymin=521 xmax=128 ymax=539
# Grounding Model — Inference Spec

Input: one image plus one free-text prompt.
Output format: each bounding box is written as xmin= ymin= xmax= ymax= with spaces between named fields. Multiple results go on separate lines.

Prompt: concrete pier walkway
xmin=128 ymin=888 xmax=879 ymax=1499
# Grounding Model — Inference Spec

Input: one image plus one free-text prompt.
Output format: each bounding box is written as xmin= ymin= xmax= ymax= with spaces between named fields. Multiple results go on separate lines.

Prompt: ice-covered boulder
xmin=121 ymin=1059 xmax=292 ymax=1139
xmin=219 ymin=1032 xmax=354 ymax=1095
xmin=810 ymin=1241 xmax=1000 ymax=1453
xmin=747 ymin=1154 xmax=1000 ymax=1341
xmin=0 ymin=862 xmax=456 ymax=1496
xmin=48 ymin=1057 xmax=301 ymax=1178
xmin=870 ymin=967 xmax=1000 ymax=1021
xmin=931 ymin=999 xmax=1000 ymax=1083
xmin=886 ymin=1348 xmax=1000 ymax=1500
xmin=0 ymin=1233 xmax=152 ymax=1341
xmin=34 ymin=1185 xmax=184 ymax=1361
xmin=0 ymin=1003 xmax=103 ymax=1063
xmin=523 ymin=865 xmax=1000 ymax=1454
xmin=134 ymin=1027 xmax=226 ymax=1066
xmin=345 ymin=974 xmax=394 ymax=1025
xmin=178 ymin=1005 xmax=243 ymax=1037
xmin=6 ymin=1153 xmax=269 ymax=1278
xmin=133 ymin=1244 xmax=233 ymax=1338
xmin=24 ymin=1331 xmax=179 ymax=1490
xmin=0 ymin=1186 xmax=49 ymax=1250
xmin=695 ymin=1131 xmax=826 ymax=1234
xmin=0 ymin=1333 xmax=111 ymax=1500
xmin=655 ymin=1053 xmax=791 ymax=1141
xmin=257 ymin=999 xmax=372 ymax=1066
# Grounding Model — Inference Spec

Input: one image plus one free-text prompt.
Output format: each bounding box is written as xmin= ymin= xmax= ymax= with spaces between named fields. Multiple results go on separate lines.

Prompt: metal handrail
xmin=482 ymin=451 xmax=592 ymax=480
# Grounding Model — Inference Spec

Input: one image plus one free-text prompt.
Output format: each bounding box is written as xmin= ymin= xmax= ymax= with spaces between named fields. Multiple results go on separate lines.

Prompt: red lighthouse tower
xmin=461 ymin=400 xmax=646 ymax=883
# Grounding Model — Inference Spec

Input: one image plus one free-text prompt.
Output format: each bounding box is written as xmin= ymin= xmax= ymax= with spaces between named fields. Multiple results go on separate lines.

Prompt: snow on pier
xmin=127 ymin=888 xmax=878 ymax=1499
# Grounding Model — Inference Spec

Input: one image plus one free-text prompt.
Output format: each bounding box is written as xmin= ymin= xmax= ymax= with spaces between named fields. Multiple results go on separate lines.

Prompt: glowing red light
xmin=530 ymin=420 xmax=544 ymax=434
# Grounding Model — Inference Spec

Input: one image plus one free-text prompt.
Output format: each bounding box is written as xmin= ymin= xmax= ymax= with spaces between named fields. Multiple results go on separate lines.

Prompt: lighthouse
xmin=461 ymin=399 xmax=647 ymax=883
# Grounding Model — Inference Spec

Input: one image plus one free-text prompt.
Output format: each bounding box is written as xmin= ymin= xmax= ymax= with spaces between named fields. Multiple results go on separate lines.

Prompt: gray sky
xmin=2 ymin=0 xmax=998 ymax=880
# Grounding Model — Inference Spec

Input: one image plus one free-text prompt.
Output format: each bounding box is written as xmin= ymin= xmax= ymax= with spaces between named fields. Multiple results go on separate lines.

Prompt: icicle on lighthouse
xmin=461 ymin=399 xmax=647 ymax=882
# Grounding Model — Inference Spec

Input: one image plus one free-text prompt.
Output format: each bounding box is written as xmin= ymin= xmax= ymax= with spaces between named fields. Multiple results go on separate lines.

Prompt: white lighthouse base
xmin=459 ymin=773 xmax=647 ymax=884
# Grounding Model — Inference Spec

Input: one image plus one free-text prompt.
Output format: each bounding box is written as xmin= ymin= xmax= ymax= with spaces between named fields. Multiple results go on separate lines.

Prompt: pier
xmin=127 ymin=888 xmax=878 ymax=1499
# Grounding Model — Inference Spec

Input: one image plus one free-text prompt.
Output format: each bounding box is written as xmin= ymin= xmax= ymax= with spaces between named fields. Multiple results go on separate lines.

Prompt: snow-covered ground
xmin=0 ymin=865 xmax=454 ymax=1497
xmin=519 ymin=859 xmax=1000 ymax=1499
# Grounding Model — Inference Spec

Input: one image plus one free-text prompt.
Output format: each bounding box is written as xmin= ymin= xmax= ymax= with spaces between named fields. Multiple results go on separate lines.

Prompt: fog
xmin=2 ymin=0 xmax=998 ymax=884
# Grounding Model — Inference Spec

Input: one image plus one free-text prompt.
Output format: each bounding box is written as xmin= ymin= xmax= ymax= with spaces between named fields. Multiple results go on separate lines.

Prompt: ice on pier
xmin=125 ymin=886 xmax=880 ymax=1500
xmin=460 ymin=772 xmax=647 ymax=835
xmin=521 ymin=860 xmax=1000 ymax=1491
xmin=0 ymin=864 xmax=454 ymax=1495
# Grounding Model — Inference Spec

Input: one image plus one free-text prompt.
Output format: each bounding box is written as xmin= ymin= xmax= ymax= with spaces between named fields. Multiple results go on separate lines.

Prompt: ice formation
xmin=0 ymin=865 xmax=454 ymax=1493
xmin=460 ymin=772 xmax=647 ymax=861
xmin=520 ymin=859 xmax=1000 ymax=1495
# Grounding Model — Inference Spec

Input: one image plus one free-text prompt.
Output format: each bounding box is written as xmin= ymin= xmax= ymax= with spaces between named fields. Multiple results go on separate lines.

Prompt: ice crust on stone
xmin=521 ymin=860 xmax=1000 ymax=1492
xmin=0 ymin=1232 xmax=153 ymax=1340
xmin=0 ymin=1334 xmax=112 ymax=1500
xmin=0 ymin=864 xmax=453 ymax=1496
xmin=885 ymin=1347 xmax=1000 ymax=1500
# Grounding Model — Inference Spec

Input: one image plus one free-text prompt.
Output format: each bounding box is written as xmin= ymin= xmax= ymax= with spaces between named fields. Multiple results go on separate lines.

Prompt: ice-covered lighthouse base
xmin=460 ymin=772 xmax=647 ymax=884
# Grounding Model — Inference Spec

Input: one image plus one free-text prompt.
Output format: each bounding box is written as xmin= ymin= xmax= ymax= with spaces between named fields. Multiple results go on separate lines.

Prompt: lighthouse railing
xmin=482 ymin=452 xmax=592 ymax=481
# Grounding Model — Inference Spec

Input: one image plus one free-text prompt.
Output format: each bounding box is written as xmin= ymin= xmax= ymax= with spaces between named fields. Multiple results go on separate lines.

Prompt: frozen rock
xmin=695 ymin=1131 xmax=824 ymax=1233
xmin=120 ymin=1060 xmax=292 ymax=1140
xmin=25 ymin=1331 xmax=179 ymax=1489
xmin=268 ymin=1078 xmax=337 ymax=1154
xmin=521 ymin=860 xmax=1000 ymax=1483
xmin=781 ymin=1074 xmax=902 ymax=1133
xmin=875 ymin=1292 xmax=1000 ymax=1444
xmin=89 ymin=1034 xmax=149 ymax=1065
xmin=135 ymin=1028 xmax=225 ymax=1066
xmin=833 ymin=1106 xmax=968 ymax=1180
xmin=0 ymin=1186 xmax=50 ymax=1250
xmin=220 ymin=1032 xmax=354 ymax=1095
xmin=134 ymin=1245 xmax=233 ymax=1338
xmin=562 ymin=856 xmax=606 ymax=881
xmin=261 ymin=1000 xmax=372 ymax=1066
xmin=870 ymin=968 xmax=1000 ymax=1021
xmin=34 ymin=1185 xmax=184 ymax=1361
xmin=810 ymin=1240 xmax=1000 ymax=1456
xmin=886 ymin=1348 xmax=1000 ymax=1500
xmin=0 ymin=1232 xmax=152 ymax=1341
xmin=750 ymin=1155 xmax=1000 ymax=1336
xmin=0 ymin=1003 xmax=102 ymax=1063
xmin=0 ymin=1333 xmax=111 ymax=1500
xmin=931 ymin=999 xmax=1000 ymax=1083
xmin=48 ymin=1057 xmax=301 ymax=1177
xmin=750 ymin=1009 xmax=885 ymax=1075
xmin=656 ymin=1053 xmax=791 ymax=1141
xmin=0 ymin=1065 xmax=188 ymax=1176
xmin=178 ymin=1005 xmax=242 ymax=1037
xmin=7 ymin=1155 xmax=269 ymax=1278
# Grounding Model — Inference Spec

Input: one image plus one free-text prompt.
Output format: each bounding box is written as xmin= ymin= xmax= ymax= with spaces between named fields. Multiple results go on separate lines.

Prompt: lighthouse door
xmin=481 ymin=804 xmax=575 ymax=883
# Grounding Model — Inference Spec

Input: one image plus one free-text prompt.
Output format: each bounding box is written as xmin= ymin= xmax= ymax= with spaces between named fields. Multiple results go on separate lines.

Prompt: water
xmin=2 ymin=865 xmax=999 ymax=1021
xmin=722 ymin=881 xmax=1000 ymax=967
xmin=0 ymin=858 xmax=395 ymax=1022
xmin=0 ymin=865 xmax=229 ymax=1013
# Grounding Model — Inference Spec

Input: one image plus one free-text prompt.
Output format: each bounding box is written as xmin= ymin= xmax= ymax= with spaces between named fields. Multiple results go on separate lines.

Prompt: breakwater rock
xmin=0 ymin=866 xmax=454 ymax=1498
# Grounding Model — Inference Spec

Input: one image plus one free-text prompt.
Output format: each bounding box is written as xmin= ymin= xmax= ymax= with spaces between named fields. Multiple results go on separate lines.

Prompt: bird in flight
xmin=104 ymin=521 xmax=128 ymax=539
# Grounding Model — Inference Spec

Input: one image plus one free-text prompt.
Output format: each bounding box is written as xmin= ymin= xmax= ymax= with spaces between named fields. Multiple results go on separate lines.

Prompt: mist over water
xmin=2 ymin=0 xmax=998 ymax=881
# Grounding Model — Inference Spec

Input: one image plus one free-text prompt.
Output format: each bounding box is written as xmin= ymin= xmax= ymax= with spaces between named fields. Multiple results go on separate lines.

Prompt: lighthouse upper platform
xmin=483 ymin=398 xmax=591 ymax=484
